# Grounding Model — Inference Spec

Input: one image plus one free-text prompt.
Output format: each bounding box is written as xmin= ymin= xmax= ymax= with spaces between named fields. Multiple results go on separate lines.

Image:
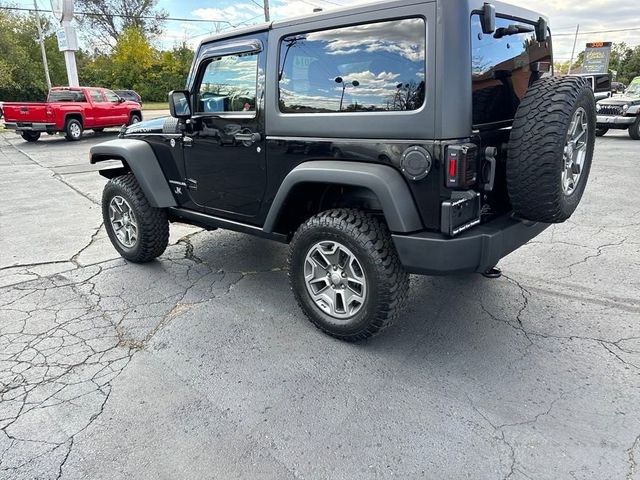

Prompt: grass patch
xmin=142 ymin=102 xmax=169 ymax=111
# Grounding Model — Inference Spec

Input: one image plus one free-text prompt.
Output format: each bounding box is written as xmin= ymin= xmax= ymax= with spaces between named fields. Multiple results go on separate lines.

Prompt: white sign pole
xmin=51 ymin=0 xmax=79 ymax=87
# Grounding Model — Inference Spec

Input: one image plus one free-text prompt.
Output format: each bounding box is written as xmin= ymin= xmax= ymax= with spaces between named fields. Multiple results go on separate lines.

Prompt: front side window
xmin=279 ymin=18 xmax=426 ymax=114
xmin=104 ymin=90 xmax=120 ymax=102
xmin=195 ymin=53 xmax=258 ymax=114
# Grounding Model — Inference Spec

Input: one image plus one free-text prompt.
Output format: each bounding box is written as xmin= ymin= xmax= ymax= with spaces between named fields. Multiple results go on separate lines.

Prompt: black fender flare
xmin=90 ymin=139 xmax=177 ymax=208
xmin=263 ymin=161 xmax=423 ymax=233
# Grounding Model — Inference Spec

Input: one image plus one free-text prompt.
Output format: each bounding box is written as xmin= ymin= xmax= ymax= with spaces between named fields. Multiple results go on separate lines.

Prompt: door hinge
xmin=186 ymin=178 xmax=198 ymax=190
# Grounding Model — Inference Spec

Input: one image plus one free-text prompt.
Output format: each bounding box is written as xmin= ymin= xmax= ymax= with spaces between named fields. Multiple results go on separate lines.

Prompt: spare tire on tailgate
xmin=507 ymin=76 xmax=595 ymax=223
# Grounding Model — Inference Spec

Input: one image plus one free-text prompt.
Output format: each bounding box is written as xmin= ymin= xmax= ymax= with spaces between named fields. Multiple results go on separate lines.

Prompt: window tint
xmin=47 ymin=90 xmax=86 ymax=102
xmin=195 ymin=53 xmax=258 ymax=114
xmin=471 ymin=15 xmax=552 ymax=126
xmin=89 ymin=89 xmax=104 ymax=102
xmin=104 ymin=90 xmax=120 ymax=102
xmin=278 ymin=18 xmax=426 ymax=114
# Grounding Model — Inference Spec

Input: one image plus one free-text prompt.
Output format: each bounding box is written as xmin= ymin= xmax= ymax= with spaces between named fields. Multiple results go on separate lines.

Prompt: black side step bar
xmin=167 ymin=207 xmax=288 ymax=244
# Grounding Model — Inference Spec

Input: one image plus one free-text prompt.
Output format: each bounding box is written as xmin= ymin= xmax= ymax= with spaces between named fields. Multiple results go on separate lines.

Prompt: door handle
xmin=234 ymin=132 xmax=261 ymax=144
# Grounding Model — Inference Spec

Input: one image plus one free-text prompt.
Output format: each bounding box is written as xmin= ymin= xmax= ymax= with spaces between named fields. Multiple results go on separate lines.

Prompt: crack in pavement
xmin=0 ymin=236 xmax=287 ymax=479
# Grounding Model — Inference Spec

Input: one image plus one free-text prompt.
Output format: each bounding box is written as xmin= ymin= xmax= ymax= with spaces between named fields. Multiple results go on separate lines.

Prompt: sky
xmin=154 ymin=0 xmax=640 ymax=63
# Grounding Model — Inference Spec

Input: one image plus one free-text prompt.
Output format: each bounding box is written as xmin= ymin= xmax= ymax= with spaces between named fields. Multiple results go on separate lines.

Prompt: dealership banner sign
xmin=582 ymin=42 xmax=612 ymax=74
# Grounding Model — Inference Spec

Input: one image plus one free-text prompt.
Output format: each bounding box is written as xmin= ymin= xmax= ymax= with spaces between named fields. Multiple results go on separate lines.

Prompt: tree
xmin=75 ymin=0 xmax=168 ymax=47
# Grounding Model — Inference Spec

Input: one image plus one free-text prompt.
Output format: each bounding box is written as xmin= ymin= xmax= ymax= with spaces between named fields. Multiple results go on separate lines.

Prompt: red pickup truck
xmin=2 ymin=87 xmax=142 ymax=142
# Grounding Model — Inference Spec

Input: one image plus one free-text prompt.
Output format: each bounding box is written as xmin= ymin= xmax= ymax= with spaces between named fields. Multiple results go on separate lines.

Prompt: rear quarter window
xmin=278 ymin=18 xmax=426 ymax=114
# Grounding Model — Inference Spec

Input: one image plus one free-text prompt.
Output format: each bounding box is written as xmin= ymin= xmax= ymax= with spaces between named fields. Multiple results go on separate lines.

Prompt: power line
xmin=0 ymin=6 xmax=234 ymax=25
xmin=554 ymin=26 xmax=640 ymax=36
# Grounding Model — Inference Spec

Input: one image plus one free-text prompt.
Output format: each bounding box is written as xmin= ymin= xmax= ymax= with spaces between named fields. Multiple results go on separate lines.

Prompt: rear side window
xmin=278 ymin=18 xmax=426 ymax=114
xmin=89 ymin=89 xmax=104 ymax=102
xmin=471 ymin=15 xmax=552 ymax=127
xmin=47 ymin=90 xmax=87 ymax=102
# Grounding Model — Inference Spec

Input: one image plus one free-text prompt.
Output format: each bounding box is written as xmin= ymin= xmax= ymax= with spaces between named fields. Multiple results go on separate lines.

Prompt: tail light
xmin=445 ymin=143 xmax=478 ymax=188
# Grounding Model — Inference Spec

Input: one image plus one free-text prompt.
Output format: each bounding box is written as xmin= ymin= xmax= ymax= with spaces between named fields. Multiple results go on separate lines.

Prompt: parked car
xmin=596 ymin=76 xmax=640 ymax=139
xmin=114 ymin=89 xmax=142 ymax=105
xmin=611 ymin=81 xmax=626 ymax=94
xmin=569 ymin=73 xmax=612 ymax=100
xmin=2 ymin=87 xmax=142 ymax=142
xmin=90 ymin=0 xmax=595 ymax=341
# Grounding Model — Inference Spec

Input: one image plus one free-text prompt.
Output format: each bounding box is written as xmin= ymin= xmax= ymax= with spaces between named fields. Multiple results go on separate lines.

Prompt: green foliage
xmin=76 ymin=0 xmax=167 ymax=47
xmin=0 ymin=9 xmax=193 ymax=103
xmin=80 ymin=26 xmax=194 ymax=102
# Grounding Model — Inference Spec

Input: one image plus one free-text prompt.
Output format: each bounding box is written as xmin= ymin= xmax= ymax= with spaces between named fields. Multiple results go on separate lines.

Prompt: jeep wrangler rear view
xmin=90 ymin=0 xmax=596 ymax=341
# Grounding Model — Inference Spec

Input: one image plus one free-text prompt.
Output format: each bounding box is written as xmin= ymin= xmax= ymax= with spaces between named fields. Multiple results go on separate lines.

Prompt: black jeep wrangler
xmin=90 ymin=0 xmax=595 ymax=341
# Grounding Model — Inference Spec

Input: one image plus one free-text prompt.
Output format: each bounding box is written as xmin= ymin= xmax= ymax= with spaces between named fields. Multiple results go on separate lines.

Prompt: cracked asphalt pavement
xmin=0 ymin=127 xmax=639 ymax=479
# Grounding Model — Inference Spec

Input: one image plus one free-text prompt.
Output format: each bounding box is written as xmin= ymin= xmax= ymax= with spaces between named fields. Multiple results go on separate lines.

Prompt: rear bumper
xmin=4 ymin=122 xmax=57 ymax=132
xmin=392 ymin=214 xmax=549 ymax=275
xmin=596 ymin=115 xmax=634 ymax=126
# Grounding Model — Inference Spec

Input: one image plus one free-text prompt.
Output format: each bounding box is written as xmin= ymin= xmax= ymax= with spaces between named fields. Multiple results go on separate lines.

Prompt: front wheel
xmin=65 ymin=118 xmax=83 ymax=141
xmin=288 ymin=209 xmax=409 ymax=342
xmin=595 ymin=127 xmax=608 ymax=137
xmin=629 ymin=117 xmax=640 ymax=140
xmin=20 ymin=131 xmax=41 ymax=142
xmin=129 ymin=113 xmax=141 ymax=125
xmin=102 ymin=174 xmax=169 ymax=263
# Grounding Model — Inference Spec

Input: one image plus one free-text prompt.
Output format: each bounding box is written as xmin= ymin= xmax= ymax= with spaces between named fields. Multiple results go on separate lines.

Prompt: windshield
xmin=626 ymin=82 xmax=640 ymax=96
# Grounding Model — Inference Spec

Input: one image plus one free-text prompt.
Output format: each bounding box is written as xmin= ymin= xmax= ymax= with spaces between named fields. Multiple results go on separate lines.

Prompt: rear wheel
xmin=629 ymin=117 xmax=640 ymax=140
xmin=65 ymin=118 xmax=83 ymax=141
xmin=595 ymin=127 xmax=608 ymax=137
xmin=289 ymin=209 xmax=409 ymax=342
xmin=102 ymin=174 xmax=169 ymax=263
xmin=507 ymin=76 xmax=595 ymax=223
xmin=20 ymin=131 xmax=41 ymax=142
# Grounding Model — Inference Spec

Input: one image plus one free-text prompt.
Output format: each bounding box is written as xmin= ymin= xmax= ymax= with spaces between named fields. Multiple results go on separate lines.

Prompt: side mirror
xmin=118 ymin=97 xmax=125 ymax=103
xmin=481 ymin=3 xmax=496 ymax=34
xmin=536 ymin=17 xmax=548 ymax=42
xmin=169 ymin=90 xmax=192 ymax=119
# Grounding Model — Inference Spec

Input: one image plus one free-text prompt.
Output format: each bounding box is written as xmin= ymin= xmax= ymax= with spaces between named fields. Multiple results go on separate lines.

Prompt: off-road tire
xmin=288 ymin=209 xmax=409 ymax=342
xmin=629 ymin=117 xmax=640 ymax=140
xmin=595 ymin=127 xmax=608 ymax=137
xmin=21 ymin=131 xmax=41 ymax=142
xmin=129 ymin=113 xmax=142 ymax=125
xmin=102 ymin=174 xmax=169 ymax=263
xmin=64 ymin=118 xmax=83 ymax=141
xmin=507 ymin=76 xmax=595 ymax=223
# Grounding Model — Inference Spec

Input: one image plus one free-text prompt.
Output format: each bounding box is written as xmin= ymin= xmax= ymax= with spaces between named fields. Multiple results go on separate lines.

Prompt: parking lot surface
xmin=0 ymin=128 xmax=639 ymax=480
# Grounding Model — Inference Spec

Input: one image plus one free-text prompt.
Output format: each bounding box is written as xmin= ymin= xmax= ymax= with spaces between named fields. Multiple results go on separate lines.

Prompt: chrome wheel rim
xmin=562 ymin=107 xmax=589 ymax=195
xmin=303 ymin=241 xmax=367 ymax=320
xmin=70 ymin=122 xmax=81 ymax=138
xmin=132 ymin=116 xmax=140 ymax=124
xmin=109 ymin=196 xmax=138 ymax=248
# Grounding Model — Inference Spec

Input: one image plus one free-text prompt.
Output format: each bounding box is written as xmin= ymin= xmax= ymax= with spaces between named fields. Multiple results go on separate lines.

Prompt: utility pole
xmin=568 ymin=24 xmax=580 ymax=74
xmin=34 ymin=0 xmax=52 ymax=90
xmin=264 ymin=0 xmax=270 ymax=22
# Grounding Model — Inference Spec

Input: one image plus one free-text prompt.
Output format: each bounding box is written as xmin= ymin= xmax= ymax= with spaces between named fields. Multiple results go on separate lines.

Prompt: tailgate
xmin=3 ymin=103 xmax=50 ymax=123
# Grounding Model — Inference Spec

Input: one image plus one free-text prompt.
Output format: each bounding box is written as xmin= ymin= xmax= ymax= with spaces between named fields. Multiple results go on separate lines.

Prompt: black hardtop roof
xmin=196 ymin=0 xmax=546 ymax=48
